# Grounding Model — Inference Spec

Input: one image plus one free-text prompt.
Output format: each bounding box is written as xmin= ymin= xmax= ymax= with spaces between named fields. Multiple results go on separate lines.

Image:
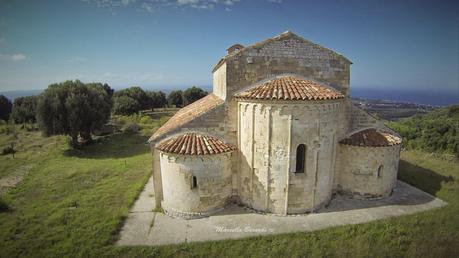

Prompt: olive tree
xmin=36 ymin=80 xmax=113 ymax=148
xmin=0 ymin=95 xmax=12 ymax=121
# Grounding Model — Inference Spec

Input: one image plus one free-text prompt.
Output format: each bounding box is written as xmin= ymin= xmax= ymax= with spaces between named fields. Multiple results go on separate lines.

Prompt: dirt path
xmin=0 ymin=164 xmax=33 ymax=194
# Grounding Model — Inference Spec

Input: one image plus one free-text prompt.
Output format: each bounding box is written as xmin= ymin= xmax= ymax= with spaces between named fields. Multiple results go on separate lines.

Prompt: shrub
xmin=11 ymin=96 xmax=38 ymax=124
xmin=122 ymin=123 xmax=139 ymax=134
xmin=139 ymin=115 xmax=154 ymax=124
xmin=2 ymin=144 xmax=16 ymax=155
xmin=0 ymin=198 xmax=9 ymax=213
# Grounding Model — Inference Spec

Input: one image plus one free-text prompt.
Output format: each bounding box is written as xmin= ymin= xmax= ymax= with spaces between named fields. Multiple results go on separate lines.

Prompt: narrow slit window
xmin=377 ymin=165 xmax=384 ymax=178
xmin=192 ymin=176 xmax=198 ymax=189
xmin=295 ymin=144 xmax=306 ymax=173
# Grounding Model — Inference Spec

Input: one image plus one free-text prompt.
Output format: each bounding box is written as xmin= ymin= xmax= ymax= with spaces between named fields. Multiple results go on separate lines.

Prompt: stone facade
xmin=337 ymin=144 xmax=401 ymax=198
xmin=237 ymin=100 xmax=342 ymax=214
xmin=159 ymin=151 xmax=233 ymax=219
xmin=149 ymin=31 xmax=402 ymax=219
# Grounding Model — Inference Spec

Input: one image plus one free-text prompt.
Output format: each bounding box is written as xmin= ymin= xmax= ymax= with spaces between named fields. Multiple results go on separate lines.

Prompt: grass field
xmin=0 ymin=118 xmax=458 ymax=257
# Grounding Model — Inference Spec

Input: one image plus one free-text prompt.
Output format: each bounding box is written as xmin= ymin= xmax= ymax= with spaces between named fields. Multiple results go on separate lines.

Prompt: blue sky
xmin=0 ymin=0 xmax=457 ymax=94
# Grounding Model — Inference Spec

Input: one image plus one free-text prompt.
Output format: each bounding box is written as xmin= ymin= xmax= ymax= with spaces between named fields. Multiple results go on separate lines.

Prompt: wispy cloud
xmin=67 ymin=56 xmax=85 ymax=63
xmin=0 ymin=53 xmax=27 ymax=62
xmin=141 ymin=2 xmax=153 ymax=12
xmin=267 ymin=0 xmax=283 ymax=3
xmin=81 ymin=0 xmax=250 ymax=12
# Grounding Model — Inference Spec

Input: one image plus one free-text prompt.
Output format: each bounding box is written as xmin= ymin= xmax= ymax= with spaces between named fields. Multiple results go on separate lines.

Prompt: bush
xmin=139 ymin=115 xmax=154 ymax=124
xmin=0 ymin=95 xmax=12 ymax=121
xmin=0 ymin=198 xmax=9 ymax=213
xmin=11 ymin=96 xmax=38 ymax=124
xmin=388 ymin=104 xmax=459 ymax=157
xmin=122 ymin=123 xmax=139 ymax=134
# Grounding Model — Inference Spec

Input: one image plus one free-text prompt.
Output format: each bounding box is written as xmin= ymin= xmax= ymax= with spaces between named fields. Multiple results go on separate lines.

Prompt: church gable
xmin=221 ymin=31 xmax=351 ymax=98
xmin=237 ymin=31 xmax=351 ymax=64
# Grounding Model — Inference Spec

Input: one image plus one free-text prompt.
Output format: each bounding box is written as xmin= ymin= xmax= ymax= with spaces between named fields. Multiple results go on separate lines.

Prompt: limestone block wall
xmin=159 ymin=151 xmax=233 ymax=219
xmin=237 ymin=99 xmax=342 ymax=214
xmin=225 ymin=37 xmax=350 ymax=100
xmin=336 ymin=144 xmax=401 ymax=198
xmin=348 ymin=103 xmax=386 ymax=132
xmin=213 ymin=62 xmax=227 ymax=100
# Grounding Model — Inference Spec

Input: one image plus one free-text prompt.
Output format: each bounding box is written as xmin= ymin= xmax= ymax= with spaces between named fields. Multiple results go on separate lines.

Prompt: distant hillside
xmin=352 ymin=98 xmax=438 ymax=121
xmin=0 ymin=90 xmax=42 ymax=100
xmin=388 ymin=105 xmax=459 ymax=157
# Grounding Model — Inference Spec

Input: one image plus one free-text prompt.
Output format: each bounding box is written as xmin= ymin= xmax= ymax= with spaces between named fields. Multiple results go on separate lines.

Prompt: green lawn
xmin=0 ymin=125 xmax=458 ymax=257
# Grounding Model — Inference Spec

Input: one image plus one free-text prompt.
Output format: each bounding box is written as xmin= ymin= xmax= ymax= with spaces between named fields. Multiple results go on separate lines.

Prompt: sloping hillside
xmin=388 ymin=105 xmax=459 ymax=156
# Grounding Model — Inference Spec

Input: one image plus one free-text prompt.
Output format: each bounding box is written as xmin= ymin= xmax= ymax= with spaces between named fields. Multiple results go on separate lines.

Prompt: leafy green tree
xmin=112 ymin=95 xmax=141 ymax=115
xmin=11 ymin=96 xmax=38 ymax=124
xmin=0 ymin=95 xmax=12 ymax=121
xmin=167 ymin=90 xmax=183 ymax=107
xmin=182 ymin=86 xmax=208 ymax=106
xmin=36 ymin=80 xmax=113 ymax=148
xmin=147 ymin=91 xmax=167 ymax=109
xmin=114 ymin=87 xmax=149 ymax=110
xmin=388 ymin=104 xmax=459 ymax=157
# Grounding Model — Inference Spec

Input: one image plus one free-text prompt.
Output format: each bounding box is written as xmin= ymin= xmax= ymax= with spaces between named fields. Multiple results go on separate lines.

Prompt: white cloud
xmin=12 ymin=54 xmax=26 ymax=61
xmin=67 ymin=56 xmax=85 ymax=63
xmin=267 ymin=0 xmax=283 ymax=3
xmin=81 ymin=0 xmax=246 ymax=11
xmin=121 ymin=0 xmax=135 ymax=6
xmin=141 ymin=2 xmax=153 ymax=12
xmin=0 ymin=53 xmax=27 ymax=62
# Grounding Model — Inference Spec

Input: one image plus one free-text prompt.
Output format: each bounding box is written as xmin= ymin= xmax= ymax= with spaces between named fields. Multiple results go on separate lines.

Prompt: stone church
xmin=148 ymin=31 xmax=402 ymax=219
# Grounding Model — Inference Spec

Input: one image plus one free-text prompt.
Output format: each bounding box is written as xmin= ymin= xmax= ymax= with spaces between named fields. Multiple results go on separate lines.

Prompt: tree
xmin=114 ymin=87 xmax=149 ymax=110
xmin=182 ymin=86 xmax=208 ymax=106
xmin=112 ymin=95 xmax=141 ymax=115
xmin=11 ymin=96 xmax=38 ymax=124
xmin=36 ymin=80 xmax=113 ymax=148
xmin=112 ymin=86 xmax=154 ymax=115
xmin=167 ymin=90 xmax=183 ymax=108
xmin=0 ymin=95 xmax=12 ymax=121
xmin=147 ymin=91 xmax=167 ymax=109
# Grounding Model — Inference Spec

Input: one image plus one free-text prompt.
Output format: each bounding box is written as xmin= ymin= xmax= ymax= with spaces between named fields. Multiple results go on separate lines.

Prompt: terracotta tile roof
xmin=340 ymin=128 xmax=402 ymax=147
xmin=149 ymin=94 xmax=224 ymax=142
xmin=156 ymin=133 xmax=236 ymax=155
xmin=234 ymin=76 xmax=345 ymax=101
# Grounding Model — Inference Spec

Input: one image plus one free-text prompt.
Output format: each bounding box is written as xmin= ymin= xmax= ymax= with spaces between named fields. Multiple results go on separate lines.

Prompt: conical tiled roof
xmin=156 ymin=133 xmax=236 ymax=155
xmin=340 ymin=129 xmax=402 ymax=147
xmin=234 ymin=76 xmax=345 ymax=101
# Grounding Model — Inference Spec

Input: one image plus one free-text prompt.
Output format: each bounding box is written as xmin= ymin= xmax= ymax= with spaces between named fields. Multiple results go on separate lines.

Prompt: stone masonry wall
xmin=238 ymin=99 xmax=342 ymax=214
xmin=160 ymin=151 xmax=233 ymax=219
xmin=336 ymin=144 xmax=401 ymax=198
xmin=225 ymin=37 xmax=350 ymax=99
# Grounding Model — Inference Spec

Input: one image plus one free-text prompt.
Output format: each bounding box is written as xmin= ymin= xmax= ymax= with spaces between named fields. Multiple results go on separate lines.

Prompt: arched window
xmin=295 ymin=144 xmax=306 ymax=173
xmin=191 ymin=176 xmax=198 ymax=189
xmin=377 ymin=165 xmax=384 ymax=178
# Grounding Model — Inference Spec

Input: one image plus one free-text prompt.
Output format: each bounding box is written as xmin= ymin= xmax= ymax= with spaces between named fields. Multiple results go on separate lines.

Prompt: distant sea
xmin=350 ymin=88 xmax=458 ymax=106
xmin=1 ymin=86 xmax=457 ymax=107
